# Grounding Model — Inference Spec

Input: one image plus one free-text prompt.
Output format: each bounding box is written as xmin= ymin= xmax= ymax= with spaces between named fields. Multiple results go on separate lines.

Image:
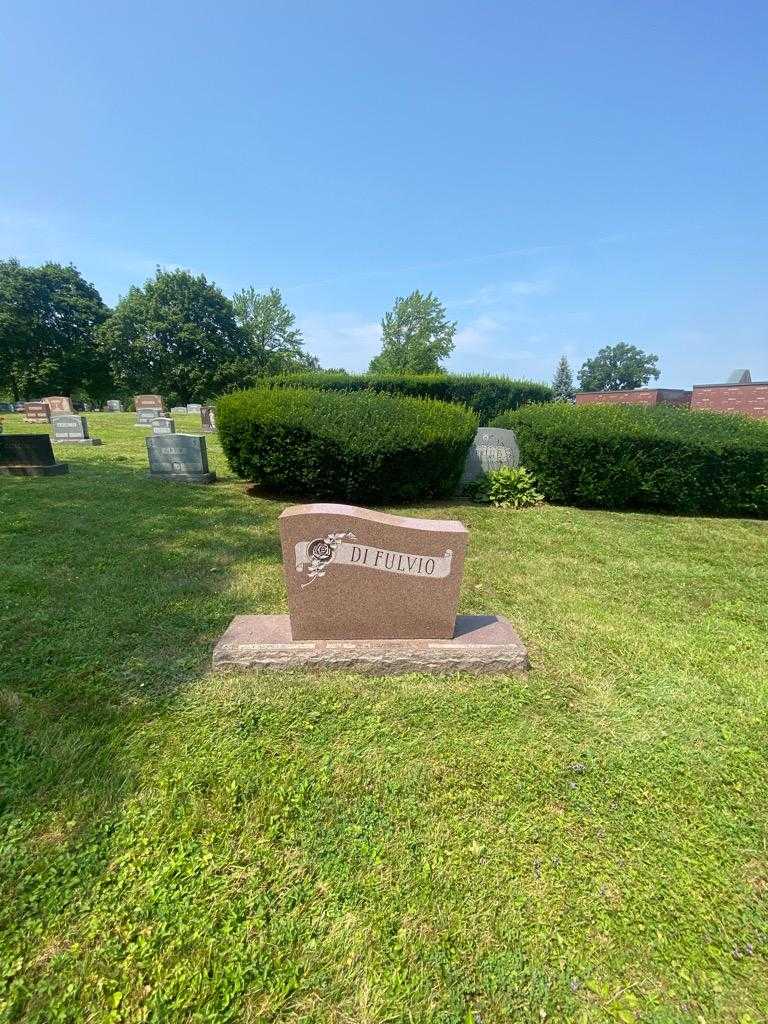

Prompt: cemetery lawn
xmin=2 ymin=412 xmax=768 ymax=1024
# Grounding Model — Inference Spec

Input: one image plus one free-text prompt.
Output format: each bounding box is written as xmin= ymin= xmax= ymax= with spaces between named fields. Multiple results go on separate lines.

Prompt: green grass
xmin=1 ymin=412 xmax=767 ymax=1024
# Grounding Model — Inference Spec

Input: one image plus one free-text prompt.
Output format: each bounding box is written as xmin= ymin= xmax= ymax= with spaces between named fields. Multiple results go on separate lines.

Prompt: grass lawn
xmin=1 ymin=412 xmax=767 ymax=1024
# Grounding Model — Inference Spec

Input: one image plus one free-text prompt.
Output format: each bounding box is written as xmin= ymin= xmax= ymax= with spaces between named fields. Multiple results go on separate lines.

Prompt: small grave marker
xmin=170 ymin=406 xmax=188 ymax=415
xmin=152 ymin=417 xmax=176 ymax=435
xmin=187 ymin=403 xmax=202 ymax=413
xmin=105 ymin=400 xmax=123 ymax=412
xmin=135 ymin=408 xmax=161 ymax=427
xmin=145 ymin=434 xmax=216 ymax=483
xmin=23 ymin=401 xmax=50 ymax=423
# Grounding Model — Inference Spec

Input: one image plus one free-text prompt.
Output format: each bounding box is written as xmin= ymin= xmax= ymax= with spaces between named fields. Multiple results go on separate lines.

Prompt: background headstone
xmin=187 ymin=403 xmax=202 ymax=413
xmin=135 ymin=408 xmax=160 ymax=426
xmin=43 ymin=396 xmax=73 ymax=415
xmin=105 ymin=400 xmax=123 ymax=412
xmin=134 ymin=394 xmax=165 ymax=413
xmin=152 ymin=417 xmax=176 ymax=435
xmin=0 ymin=402 xmax=14 ymax=413
xmin=23 ymin=401 xmax=50 ymax=423
xmin=460 ymin=427 xmax=520 ymax=487
xmin=279 ymin=503 xmax=469 ymax=640
xmin=170 ymin=406 xmax=188 ymax=415
xmin=0 ymin=434 xmax=68 ymax=476
xmin=52 ymin=414 xmax=102 ymax=445
xmin=146 ymin=434 xmax=216 ymax=483
xmin=201 ymin=406 xmax=216 ymax=432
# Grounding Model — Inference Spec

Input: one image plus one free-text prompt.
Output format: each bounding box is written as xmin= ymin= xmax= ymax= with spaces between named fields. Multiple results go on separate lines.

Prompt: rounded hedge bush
xmin=269 ymin=371 xmax=552 ymax=422
xmin=217 ymin=387 xmax=478 ymax=502
xmin=491 ymin=403 xmax=768 ymax=517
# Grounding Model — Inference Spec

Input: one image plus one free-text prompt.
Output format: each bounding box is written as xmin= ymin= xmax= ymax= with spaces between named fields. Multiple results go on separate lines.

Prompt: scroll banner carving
xmin=295 ymin=535 xmax=453 ymax=587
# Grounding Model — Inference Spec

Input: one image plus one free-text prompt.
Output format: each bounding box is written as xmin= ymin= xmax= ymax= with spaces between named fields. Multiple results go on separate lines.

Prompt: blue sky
xmin=2 ymin=0 xmax=766 ymax=385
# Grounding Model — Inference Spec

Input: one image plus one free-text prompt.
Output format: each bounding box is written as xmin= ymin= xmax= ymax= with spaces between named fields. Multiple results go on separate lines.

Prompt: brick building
xmin=575 ymin=388 xmax=692 ymax=408
xmin=691 ymin=381 xmax=768 ymax=418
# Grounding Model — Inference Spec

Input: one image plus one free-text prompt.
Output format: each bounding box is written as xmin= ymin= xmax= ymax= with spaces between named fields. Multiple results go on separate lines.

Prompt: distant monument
xmin=105 ymin=400 xmax=123 ymax=412
xmin=23 ymin=401 xmax=50 ymax=424
xmin=43 ymin=396 xmax=73 ymax=415
xmin=213 ymin=503 xmax=528 ymax=674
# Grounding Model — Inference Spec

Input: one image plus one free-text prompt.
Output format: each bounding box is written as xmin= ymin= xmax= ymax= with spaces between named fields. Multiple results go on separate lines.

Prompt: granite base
xmin=212 ymin=614 xmax=529 ymax=675
xmin=53 ymin=438 xmax=102 ymax=445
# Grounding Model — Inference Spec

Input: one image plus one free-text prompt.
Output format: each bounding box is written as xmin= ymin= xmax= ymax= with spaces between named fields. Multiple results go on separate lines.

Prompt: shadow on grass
xmin=0 ymin=459 xmax=284 ymax=822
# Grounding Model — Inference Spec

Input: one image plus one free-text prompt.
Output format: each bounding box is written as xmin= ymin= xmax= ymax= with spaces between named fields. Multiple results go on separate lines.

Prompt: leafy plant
xmin=217 ymin=386 xmax=477 ymax=502
xmin=465 ymin=466 xmax=543 ymax=508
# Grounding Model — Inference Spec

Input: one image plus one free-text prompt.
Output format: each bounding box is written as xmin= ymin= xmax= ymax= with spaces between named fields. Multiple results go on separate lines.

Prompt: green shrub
xmin=217 ymin=387 xmax=478 ymax=502
xmin=465 ymin=466 xmax=543 ymax=508
xmin=269 ymin=370 xmax=552 ymax=422
xmin=490 ymin=403 xmax=768 ymax=517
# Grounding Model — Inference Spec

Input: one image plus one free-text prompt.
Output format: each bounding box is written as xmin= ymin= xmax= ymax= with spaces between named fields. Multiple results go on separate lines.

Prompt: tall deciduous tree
xmin=552 ymin=354 xmax=575 ymax=402
xmin=98 ymin=268 xmax=248 ymax=403
xmin=369 ymin=291 xmax=456 ymax=374
xmin=232 ymin=286 xmax=318 ymax=374
xmin=578 ymin=342 xmax=660 ymax=392
xmin=0 ymin=259 xmax=110 ymax=401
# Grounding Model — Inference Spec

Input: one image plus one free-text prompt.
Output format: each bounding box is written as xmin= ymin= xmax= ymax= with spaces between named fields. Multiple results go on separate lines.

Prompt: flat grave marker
xmin=145 ymin=433 xmax=216 ymax=484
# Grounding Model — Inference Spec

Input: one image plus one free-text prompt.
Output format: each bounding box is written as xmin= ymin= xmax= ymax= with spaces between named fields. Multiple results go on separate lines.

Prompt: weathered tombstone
xmin=460 ymin=427 xmax=520 ymax=488
xmin=51 ymin=414 xmax=102 ymax=445
xmin=0 ymin=402 xmax=14 ymax=413
xmin=43 ymin=396 xmax=73 ymax=415
xmin=170 ymin=405 xmax=188 ymax=415
xmin=0 ymin=434 xmax=68 ymax=476
xmin=152 ymin=416 xmax=176 ymax=435
xmin=135 ymin=408 xmax=161 ymax=427
xmin=213 ymin=502 xmax=528 ymax=674
xmin=135 ymin=394 xmax=165 ymax=413
xmin=201 ymin=406 xmax=216 ymax=433
xmin=14 ymin=402 xmax=26 ymax=412
xmin=187 ymin=403 xmax=202 ymax=414
xmin=23 ymin=401 xmax=50 ymax=423
xmin=105 ymin=399 xmax=123 ymax=412
xmin=145 ymin=434 xmax=216 ymax=483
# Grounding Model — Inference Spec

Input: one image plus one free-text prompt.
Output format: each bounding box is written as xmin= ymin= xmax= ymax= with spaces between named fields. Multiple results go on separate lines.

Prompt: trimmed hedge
xmin=217 ymin=387 xmax=478 ymax=502
xmin=269 ymin=371 xmax=552 ymax=422
xmin=491 ymin=403 xmax=768 ymax=517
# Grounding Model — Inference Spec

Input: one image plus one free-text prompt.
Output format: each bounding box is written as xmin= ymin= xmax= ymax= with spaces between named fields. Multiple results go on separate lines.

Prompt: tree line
xmin=0 ymin=258 xmax=660 ymax=404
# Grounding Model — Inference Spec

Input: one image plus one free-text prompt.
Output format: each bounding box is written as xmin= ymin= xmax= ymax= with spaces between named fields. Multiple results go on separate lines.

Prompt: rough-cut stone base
xmin=0 ymin=463 xmax=69 ymax=476
xmin=53 ymin=438 xmax=102 ymax=445
xmin=148 ymin=471 xmax=217 ymax=484
xmin=212 ymin=614 xmax=528 ymax=675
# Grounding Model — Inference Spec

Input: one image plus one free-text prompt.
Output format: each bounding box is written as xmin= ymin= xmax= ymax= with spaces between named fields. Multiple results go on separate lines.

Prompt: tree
xmin=232 ymin=286 xmax=318 ymax=375
xmin=578 ymin=342 xmax=660 ymax=392
xmin=98 ymin=268 xmax=249 ymax=403
xmin=369 ymin=290 xmax=456 ymax=374
xmin=0 ymin=259 xmax=111 ymax=402
xmin=552 ymin=355 xmax=575 ymax=402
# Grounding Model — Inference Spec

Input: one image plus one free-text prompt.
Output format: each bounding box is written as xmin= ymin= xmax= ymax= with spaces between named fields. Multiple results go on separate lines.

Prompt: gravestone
xmin=52 ymin=414 xmax=102 ymax=445
xmin=187 ymin=403 xmax=202 ymax=414
xmin=170 ymin=406 xmax=188 ymax=415
xmin=0 ymin=434 xmax=68 ymax=476
xmin=152 ymin=416 xmax=176 ymax=435
xmin=460 ymin=427 xmax=520 ymax=487
xmin=201 ymin=406 xmax=216 ymax=433
xmin=0 ymin=402 xmax=14 ymax=413
xmin=146 ymin=434 xmax=216 ymax=483
xmin=135 ymin=394 xmax=165 ymax=413
xmin=213 ymin=502 xmax=528 ymax=674
xmin=44 ymin=396 xmax=73 ymax=415
xmin=135 ymin=408 xmax=161 ymax=427
xmin=105 ymin=400 xmax=123 ymax=412
xmin=23 ymin=401 xmax=50 ymax=423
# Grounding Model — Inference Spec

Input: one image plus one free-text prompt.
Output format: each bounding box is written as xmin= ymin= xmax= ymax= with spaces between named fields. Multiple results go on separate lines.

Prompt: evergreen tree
xmin=552 ymin=354 xmax=575 ymax=402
